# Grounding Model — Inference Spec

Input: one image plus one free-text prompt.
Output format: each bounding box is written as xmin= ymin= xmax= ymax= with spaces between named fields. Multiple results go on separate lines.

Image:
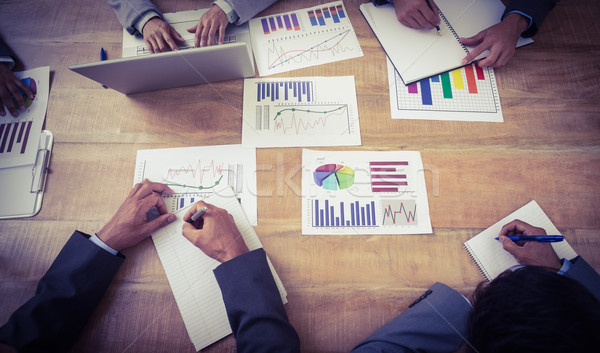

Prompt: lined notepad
xmin=152 ymin=186 xmax=287 ymax=350
xmin=464 ymin=200 xmax=578 ymax=281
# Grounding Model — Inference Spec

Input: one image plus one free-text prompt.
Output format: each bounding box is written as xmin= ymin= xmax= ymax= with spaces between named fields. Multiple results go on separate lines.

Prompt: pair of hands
xmin=142 ymin=5 xmax=228 ymax=54
xmin=96 ymin=179 xmax=248 ymax=262
xmin=0 ymin=63 xmax=35 ymax=118
xmin=391 ymin=0 xmax=529 ymax=68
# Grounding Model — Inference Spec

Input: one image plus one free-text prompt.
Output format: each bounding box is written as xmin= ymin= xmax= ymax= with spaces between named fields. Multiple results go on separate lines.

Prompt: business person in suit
xmin=0 ymin=179 xmax=299 ymax=353
xmin=350 ymin=219 xmax=600 ymax=352
xmin=0 ymin=38 xmax=35 ymax=118
xmin=107 ymin=0 xmax=277 ymax=52
xmin=374 ymin=0 xmax=559 ymax=67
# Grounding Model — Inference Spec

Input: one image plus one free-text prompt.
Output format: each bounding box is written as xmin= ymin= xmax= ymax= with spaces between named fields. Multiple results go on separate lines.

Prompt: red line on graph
xmin=268 ymin=30 xmax=351 ymax=69
xmin=164 ymin=160 xmax=225 ymax=183
xmin=274 ymin=108 xmax=346 ymax=135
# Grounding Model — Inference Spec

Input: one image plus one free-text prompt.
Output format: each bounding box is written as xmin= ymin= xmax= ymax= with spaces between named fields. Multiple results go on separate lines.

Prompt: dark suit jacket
xmin=0 ymin=232 xmax=299 ymax=353
xmin=350 ymin=255 xmax=600 ymax=352
xmin=504 ymin=0 xmax=559 ymax=37
xmin=0 ymin=40 xmax=13 ymax=58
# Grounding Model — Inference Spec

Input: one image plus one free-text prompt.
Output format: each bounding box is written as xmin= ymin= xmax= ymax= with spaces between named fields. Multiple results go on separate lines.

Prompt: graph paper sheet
xmin=242 ymin=76 xmax=361 ymax=147
xmin=388 ymin=58 xmax=503 ymax=122
xmin=302 ymin=149 xmax=432 ymax=235
xmin=249 ymin=1 xmax=363 ymax=76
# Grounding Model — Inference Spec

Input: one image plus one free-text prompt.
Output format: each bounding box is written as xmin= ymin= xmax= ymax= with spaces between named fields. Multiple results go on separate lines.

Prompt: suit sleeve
xmin=106 ymin=0 xmax=162 ymax=35
xmin=0 ymin=231 xmax=124 ymax=353
xmin=351 ymin=282 xmax=471 ymax=353
xmin=565 ymin=256 xmax=600 ymax=302
xmin=226 ymin=0 xmax=278 ymax=25
xmin=0 ymin=39 xmax=13 ymax=58
xmin=214 ymin=248 xmax=300 ymax=353
xmin=503 ymin=0 xmax=559 ymax=37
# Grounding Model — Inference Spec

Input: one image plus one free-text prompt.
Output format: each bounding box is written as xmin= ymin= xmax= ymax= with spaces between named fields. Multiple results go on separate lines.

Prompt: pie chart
xmin=313 ymin=164 xmax=355 ymax=190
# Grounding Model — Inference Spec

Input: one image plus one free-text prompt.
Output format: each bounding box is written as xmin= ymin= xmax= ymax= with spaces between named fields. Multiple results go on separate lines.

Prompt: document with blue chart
xmin=0 ymin=66 xmax=49 ymax=169
xmin=242 ymin=76 xmax=361 ymax=147
xmin=249 ymin=1 xmax=363 ymax=76
xmin=302 ymin=149 xmax=432 ymax=235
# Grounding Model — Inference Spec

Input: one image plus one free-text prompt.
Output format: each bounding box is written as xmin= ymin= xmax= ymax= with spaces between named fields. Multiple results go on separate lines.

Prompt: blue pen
xmin=495 ymin=235 xmax=564 ymax=243
xmin=100 ymin=48 xmax=107 ymax=88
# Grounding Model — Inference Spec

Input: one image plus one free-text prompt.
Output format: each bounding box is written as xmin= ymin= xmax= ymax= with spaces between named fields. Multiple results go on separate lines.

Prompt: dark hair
xmin=466 ymin=266 xmax=600 ymax=353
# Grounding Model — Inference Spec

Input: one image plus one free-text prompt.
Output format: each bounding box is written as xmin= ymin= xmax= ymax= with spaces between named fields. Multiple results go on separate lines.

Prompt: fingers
xmin=498 ymin=235 xmax=524 ymax=257
xmin=143 ymin=18 xmax=180 ymax=53
xmin=129 ymin=179 xmax=174 ymax=200
xmin=143 ymin=212 xmax=176 ymax=235
xmin=460 ymin=32 xmax=485 ymax=65
xmin=183 ymin=200 xmax=210 ymax=222
xmin=394 ymin=0 xmax=439 ymax=29
xmin=499 ymin=219 xmax=546 ymax=237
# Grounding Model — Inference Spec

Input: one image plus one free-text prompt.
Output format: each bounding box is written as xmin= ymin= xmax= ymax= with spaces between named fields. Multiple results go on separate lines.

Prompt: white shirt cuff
xmin=90 ymin=233 xmax=119 ymax=255
xmin=557 ymin=258 xmax=573 ymax=275
xmin=213 ymin=0 xmax=239 ymax=24
xmin=505 ymin=10 xmax=533 ymax=32
xmin=135 ymin=11 xmax=162 ymax=34
xmin=0 ymin=56 xmax=15 ymax=70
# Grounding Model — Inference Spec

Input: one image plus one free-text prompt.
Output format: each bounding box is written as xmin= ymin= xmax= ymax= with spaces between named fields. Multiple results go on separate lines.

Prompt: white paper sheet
xmin=0 ymin=66 xmax=50 ymax=168
xmin=242 ymin=76 xmax=361 ymax=147
xmin=249 ymin=1 xmax=363 ymax=76
xmin=133 ymin=145 xmax=257 ymax=225
xmin=464 ymin=200 xmax=578 ymax=281
xmin=151 ymin=186 xmax=287 ymax=350
xmin=302 ymin=149 xmax=432 ymax=235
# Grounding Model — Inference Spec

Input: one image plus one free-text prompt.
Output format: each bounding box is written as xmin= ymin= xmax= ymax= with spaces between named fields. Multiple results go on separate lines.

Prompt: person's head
xmin=466 ymin=266 xmax=600 ymax=353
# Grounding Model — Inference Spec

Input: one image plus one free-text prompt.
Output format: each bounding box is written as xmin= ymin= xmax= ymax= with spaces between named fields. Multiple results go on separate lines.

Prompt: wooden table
xmin=1 ymin=0 xmax=599 ymax=352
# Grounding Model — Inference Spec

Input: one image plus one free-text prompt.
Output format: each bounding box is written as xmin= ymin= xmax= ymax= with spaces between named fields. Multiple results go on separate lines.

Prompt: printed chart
xmin=242 ymin=76 xmax=361 ymax=147
xmin=302 ymin=149 xmax=432 ymax=235
xmin=249 ymin=1 xmax=363 ymax=76
xmin=0 ymin=67 xmax=49 ymax=169
xmin=388 ymin=59 xmax=503 ymax=122
xmin=133 ymin=145 xmax=258 ymax=225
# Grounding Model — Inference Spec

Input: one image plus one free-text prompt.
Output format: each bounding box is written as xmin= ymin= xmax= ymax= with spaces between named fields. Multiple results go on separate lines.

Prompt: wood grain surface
xmin=0 ymin=0 xmax=599 ymax=352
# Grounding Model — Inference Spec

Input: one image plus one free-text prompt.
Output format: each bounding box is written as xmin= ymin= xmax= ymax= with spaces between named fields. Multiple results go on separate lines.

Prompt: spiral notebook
xmin=360 ymin=0 xmax=534 ymax=84
xmin=464 ymin=201 xmax=578 ymax=281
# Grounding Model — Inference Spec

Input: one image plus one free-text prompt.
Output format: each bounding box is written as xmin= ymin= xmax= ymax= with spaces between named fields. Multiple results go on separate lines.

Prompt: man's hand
xmin=182 ymin=201 xmax=249 ymax=262
xmin=391 ymin=0 xmax=440 ymax=29
xmin=96 ymin=179 xmax=176 ymax=251
xmin=142 ymin=17 xmax=184 ymax=53
xmin=498 ymin=219 xmax=562 ymax=271
xmin=187 ymin=5 xmax=229 ymax=47
xmin=460 ymin=13 xmax=529 ymax=68
xmin=0 ymin=63 xmax=35 ymax=117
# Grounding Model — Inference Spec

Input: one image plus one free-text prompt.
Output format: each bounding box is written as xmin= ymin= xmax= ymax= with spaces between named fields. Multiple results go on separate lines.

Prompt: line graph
xmin=271 ymin=105 xmax=350 ymax=135
xmin=268 ymin=29 xmax=352 ymax=69
xmin=381 ymin=200 xmax=418 ymax=226
xmin=159 ymin=160 xmax=243 ymax=194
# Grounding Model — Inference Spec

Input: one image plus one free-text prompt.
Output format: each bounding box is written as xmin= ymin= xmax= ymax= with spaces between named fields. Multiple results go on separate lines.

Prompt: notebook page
xmin=152 ymin=186 xmax=287 ymax=350
xmin=464 ymin=200 xmax=578 ymax=281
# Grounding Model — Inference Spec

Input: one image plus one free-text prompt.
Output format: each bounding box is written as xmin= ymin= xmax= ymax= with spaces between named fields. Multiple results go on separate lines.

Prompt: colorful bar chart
xmin=308 ymin=4 xmax=346 ymax=26
xmin=370 ymin=161 xmax=409 ymax=192
xmin=406 ymin=63 xmax=487 ymax=106
xmin=256 ymin=81 xmax=313 ymax=103
xmin=312 ymin=199 xmax=377 ymax=227
xmin=261 ymin=13 xmax=301 ymax=34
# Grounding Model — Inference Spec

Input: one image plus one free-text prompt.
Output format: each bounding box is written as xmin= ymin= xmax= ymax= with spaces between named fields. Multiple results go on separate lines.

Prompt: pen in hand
xmin=188 ymin=207 xmax=208 ymax=228
xmin=495 ymin=235 xmax=564 ymax=243
xmin=425 ymin=0 xmax=442 ymax=36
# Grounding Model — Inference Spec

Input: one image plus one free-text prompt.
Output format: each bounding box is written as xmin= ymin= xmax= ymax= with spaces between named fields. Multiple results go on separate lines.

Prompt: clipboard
xmin=0 ymin=130 xmax=53 ymax=219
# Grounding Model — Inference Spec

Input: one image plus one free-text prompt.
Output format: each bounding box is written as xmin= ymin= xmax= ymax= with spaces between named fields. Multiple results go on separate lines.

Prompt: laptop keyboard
xmin=136 ymin=35 xmax=238 ymax=56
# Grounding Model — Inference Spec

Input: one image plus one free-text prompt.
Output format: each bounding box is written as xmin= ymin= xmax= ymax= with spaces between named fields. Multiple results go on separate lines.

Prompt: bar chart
xmin=256 ymin=80 xmax=313 ymax=103
xmin=369 ymin=161 xmax=409 ymax=192
xmin=312 ymin=199 xmax=377 ymax=227
xmin=388 ymin=59 xmax=503 ymax=122
xmin=308 ymin=5 xmax=347 ymax=26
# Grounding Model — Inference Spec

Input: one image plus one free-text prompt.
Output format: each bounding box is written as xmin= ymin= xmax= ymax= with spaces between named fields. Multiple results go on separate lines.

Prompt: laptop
xmin=69 ymin=9 xmax=255 ymax=94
